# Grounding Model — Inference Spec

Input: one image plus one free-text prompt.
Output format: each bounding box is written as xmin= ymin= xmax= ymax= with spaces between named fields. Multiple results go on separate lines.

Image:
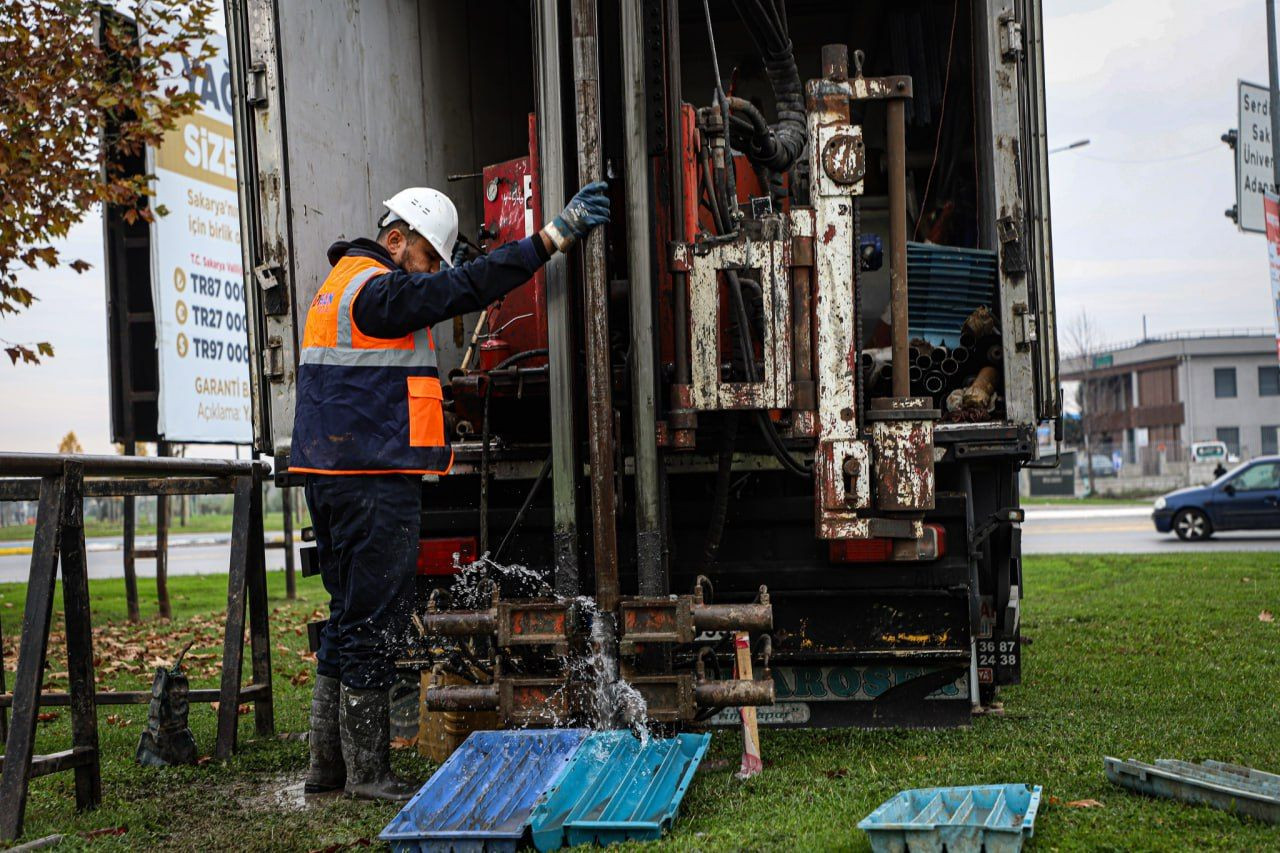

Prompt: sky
xmin=0 ymin=0 xmax=1275 ymax=454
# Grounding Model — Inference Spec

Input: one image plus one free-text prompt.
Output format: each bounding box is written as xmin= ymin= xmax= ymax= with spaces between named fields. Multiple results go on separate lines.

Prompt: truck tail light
xmin=828 ymin=524 xmax=947 ymax=563
xmin=829 ymin=537 xmax=894 ymax=563
xmin=417 ymin=536 xmax=478 ymax=575
xmin=918 ymin=523 xmax=946 ymax=560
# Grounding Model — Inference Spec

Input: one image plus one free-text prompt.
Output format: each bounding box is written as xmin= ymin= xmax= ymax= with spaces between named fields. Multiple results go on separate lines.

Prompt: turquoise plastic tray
xmin=529 ymin=731 xmax=710 ymax=850
xmin=858 ymin=783 xmax=1043 ymax=853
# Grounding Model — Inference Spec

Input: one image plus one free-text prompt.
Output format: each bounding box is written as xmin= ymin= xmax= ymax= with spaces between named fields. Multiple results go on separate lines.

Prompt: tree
xmin=1 ymin=0 xmax=216 ymax=365
xmin=57 ymin=430 xmax=84 ymax=454
xmin=1065 ymin=311 xmax=1108 ymax=496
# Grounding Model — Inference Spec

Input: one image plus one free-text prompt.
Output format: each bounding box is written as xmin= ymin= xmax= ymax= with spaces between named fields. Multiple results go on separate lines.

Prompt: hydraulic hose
xmin=725 ymin=1 xmax=806 ymax=175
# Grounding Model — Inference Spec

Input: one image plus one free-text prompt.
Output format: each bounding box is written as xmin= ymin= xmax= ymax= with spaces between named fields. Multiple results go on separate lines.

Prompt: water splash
xmin=438 ymin=554 xmax=652 ymax=741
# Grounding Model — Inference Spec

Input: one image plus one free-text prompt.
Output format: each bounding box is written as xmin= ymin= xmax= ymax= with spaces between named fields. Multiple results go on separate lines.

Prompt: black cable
xmin=493 ymin=454 xmax=553 ymax=562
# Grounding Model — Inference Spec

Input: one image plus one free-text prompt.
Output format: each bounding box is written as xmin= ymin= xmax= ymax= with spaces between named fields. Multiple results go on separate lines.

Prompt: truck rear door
xmin=225 ymin=0 xmax=439 ymax=461
xmin=1019 ymin=0 xmax=1060 ymax=425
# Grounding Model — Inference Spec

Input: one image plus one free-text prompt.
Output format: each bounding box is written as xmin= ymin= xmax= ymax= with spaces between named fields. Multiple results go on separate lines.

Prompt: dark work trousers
xmin=304 ymin=474 xmax=421 ymax=690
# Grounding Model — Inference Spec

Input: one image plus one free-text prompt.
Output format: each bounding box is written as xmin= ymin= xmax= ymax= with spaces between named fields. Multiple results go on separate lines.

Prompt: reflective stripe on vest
xmin=298 ymin=267 xmax=437 ymax=369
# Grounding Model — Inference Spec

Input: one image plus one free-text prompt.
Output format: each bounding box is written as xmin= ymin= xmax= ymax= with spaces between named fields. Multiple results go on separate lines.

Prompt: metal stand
xmin=0 ymin=453 xmax=274 ymax=841
xmin=265 ymin=484 xmax=296 ymax=599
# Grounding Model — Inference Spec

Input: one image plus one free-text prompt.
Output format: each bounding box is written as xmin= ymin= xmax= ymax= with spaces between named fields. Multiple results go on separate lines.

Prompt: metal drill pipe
xmin=692 ymin=602 xmax=773 ymax=633
xmin=887 ymin=97 xmax=910 ymax=398
xmin=620 ymin=0 xmax=663 ymax=596
xmin=416 ymin=611 xmax=497 ymax=637
xmin=424 ymin=684 xmax=499 ymax=712
xmin=534 ymin=0 xmax=581 ymax=596
xmin=570 ymin=0 xmax=620 ymax=611
xmin=694 ymin=678 xmax=776 ymax=708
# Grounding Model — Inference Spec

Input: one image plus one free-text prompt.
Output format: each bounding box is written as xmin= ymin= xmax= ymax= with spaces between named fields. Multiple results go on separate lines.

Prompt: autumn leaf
xmin=0 ymin=0 xmax=217 ymax=366
xmin=1261 ymin=611 xmax=1275 ymax=623
xmin=37 ymin=712 xmax=59 ymax=722
xmin=390 ymin=735 xmax=418 ymax=750
xmin=1066 ymin=799 xmax=1104 ymax=808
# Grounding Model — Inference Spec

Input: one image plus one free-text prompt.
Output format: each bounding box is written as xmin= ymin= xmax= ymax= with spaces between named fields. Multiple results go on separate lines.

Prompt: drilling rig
xmin=227 ymin=0 xmax=1059 ymax=730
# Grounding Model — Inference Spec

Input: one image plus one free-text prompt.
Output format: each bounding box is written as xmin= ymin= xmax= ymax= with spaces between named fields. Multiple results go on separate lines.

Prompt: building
xmin=1061 ymin=329 xmax=1280 ymax=468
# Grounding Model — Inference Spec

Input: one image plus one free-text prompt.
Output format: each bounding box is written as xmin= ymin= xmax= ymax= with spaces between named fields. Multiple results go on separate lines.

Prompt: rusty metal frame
xmin=0 ymin=452 xmax=272 ymax=841
xmin=680 ymin=217 xmax=795 ymax=411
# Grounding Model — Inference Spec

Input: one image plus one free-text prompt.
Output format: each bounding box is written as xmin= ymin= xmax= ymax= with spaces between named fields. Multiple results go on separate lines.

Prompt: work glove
xmin=543 ymin=180 xmax=610 ymax=252
xmin=450 ymin=239 xmax=472 ymax=268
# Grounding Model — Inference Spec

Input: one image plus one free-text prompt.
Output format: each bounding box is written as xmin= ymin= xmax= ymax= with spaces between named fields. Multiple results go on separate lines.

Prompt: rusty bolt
xmin=840 ymin=407 xmax=854 ymax=421
xmin=842 ymin=458 xmax=860 ymax=476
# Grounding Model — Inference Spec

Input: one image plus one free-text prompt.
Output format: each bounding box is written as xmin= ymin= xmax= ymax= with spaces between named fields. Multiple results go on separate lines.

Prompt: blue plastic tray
xmin=529 ymin=731 xmax=711 ymax=850
xmin=380 ymin=729 xmax=588 ymax=853
xmin=858 ymin=783 xmax=1042 ymax=853
xmin=1106 ymin=757 xmax=1280 ymax=824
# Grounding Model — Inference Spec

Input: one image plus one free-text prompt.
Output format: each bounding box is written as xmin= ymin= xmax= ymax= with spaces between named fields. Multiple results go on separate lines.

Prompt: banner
xmin=147 ymin=33 xmax=251 ymax=442
xmin=1266 ymin=191 xmax=1280 ymax=362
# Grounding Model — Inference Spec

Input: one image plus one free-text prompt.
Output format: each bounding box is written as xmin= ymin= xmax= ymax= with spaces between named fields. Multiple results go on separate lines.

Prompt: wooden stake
xmin=733 ymin=631 xmax=762 ymax=779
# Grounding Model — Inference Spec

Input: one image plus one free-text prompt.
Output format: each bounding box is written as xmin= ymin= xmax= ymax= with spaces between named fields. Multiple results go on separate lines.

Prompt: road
xmin=1 ymin=505 xmax=1277 ymax=582
xmin=0 ymin=534 xmax=303 ymax=584
xmin=1021 ymin=505 xmax=1280 ymax=554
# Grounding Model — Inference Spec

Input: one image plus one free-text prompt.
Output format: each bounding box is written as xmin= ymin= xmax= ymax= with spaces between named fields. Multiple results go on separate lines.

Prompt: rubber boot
xmin=338 ymin=684 xmax=418 ymax=801
xmin=303 ymin=674 xmax=345 ymax=793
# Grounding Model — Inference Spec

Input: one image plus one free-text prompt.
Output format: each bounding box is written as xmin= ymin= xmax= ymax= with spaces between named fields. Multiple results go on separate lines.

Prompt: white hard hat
xmin=380 ymin=187 xmax=459 ymax=268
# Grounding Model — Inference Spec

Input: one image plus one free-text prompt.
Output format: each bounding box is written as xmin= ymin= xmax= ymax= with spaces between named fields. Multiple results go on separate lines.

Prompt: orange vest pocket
xmin=406 ymin=376 xmax=446 ymax=447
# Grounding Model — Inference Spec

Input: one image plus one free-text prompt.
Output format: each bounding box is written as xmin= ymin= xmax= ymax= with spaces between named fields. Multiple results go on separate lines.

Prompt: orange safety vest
xmin=288 ymin=256 xmax=453 ymax=475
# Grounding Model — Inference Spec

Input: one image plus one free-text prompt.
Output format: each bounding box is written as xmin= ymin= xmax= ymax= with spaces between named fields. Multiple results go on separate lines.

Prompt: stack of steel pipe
xmin=864 ymin=314 xmax=1005 ymax=413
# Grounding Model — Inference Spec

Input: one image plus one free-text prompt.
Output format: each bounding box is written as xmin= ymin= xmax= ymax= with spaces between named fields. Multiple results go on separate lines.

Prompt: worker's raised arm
xmin=352 ymin=182 xmax=610 ymax=339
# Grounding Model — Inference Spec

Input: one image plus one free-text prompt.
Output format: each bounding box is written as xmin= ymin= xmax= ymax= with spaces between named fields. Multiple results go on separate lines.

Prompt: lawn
xmin=1 ymin=553 xmax=1277 ymax=851
xmin=1021 ymin=495 xmax=1157 ymax=506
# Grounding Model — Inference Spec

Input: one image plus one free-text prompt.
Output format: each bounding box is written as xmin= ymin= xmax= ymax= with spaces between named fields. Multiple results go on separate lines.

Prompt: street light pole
xmin=1267 ymin=0 xmax=1280 ymax=189
xmin=1048 ymin=138 xmax=1090 ymax=155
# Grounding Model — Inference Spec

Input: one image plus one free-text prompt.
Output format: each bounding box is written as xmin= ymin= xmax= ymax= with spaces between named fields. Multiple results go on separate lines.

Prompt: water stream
xmin=443 ymin=552 xmax=652 ymax=741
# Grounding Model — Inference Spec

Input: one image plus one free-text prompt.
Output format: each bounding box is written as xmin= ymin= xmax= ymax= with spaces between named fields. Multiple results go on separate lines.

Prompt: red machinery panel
xmin=480 ymin=115 xmax=548 ymax=365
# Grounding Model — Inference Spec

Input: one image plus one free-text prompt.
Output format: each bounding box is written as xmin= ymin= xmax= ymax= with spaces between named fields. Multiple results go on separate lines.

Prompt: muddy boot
xmin=304 ymin=674 xmax=345 ymax=793
xmin=338 ymin=684 xmax=418 ymax=802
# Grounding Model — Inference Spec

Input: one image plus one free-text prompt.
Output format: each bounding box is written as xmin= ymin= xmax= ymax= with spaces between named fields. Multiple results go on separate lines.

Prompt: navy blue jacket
xmin=333 ymin=236 xmax=550 ymax=338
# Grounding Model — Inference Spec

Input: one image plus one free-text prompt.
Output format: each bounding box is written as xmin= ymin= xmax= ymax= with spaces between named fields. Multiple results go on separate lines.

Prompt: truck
xmin=225 ymin=0 xmax=1059 ymax=731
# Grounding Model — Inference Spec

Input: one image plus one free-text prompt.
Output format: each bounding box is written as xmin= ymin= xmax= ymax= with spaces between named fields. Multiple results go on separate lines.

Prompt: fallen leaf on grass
xmin=390 ymin=735 xmax=418 ymax=750
xmin=824 ymin=768 xmax=848 ymax=779
xmin=238 ymin=703 xmax=251 ymax=715
xmin=290 ymin=669 xmax=311 ymax=686
xmin=37 ymin=712 xmax=58 ymax=722
xmin=1048 ymin=795 xmax=1061 ymax=806
xmin=105 ymin=714 xmax=133 ymax=728
xmin=196 ymin=755 xmax=213 ymax=766
xmin=1066 ymin=799 xmax=1104 ymax=808
xmin=1261 ymin=611 xmax=1275 ymax=623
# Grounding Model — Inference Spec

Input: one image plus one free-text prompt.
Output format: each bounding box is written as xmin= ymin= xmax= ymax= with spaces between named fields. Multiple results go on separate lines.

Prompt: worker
xmin=291 ymin=181 xmax=610 ymax=801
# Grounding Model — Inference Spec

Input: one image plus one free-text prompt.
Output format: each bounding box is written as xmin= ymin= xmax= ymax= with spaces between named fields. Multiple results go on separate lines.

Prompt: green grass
xmin=1021 ymin=495 xmax=1157 ymax=506
xmin=2 ymin=553 xmax=1279 ymax=850
xmin=0 ymin=512 xmax=299 ymax=542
